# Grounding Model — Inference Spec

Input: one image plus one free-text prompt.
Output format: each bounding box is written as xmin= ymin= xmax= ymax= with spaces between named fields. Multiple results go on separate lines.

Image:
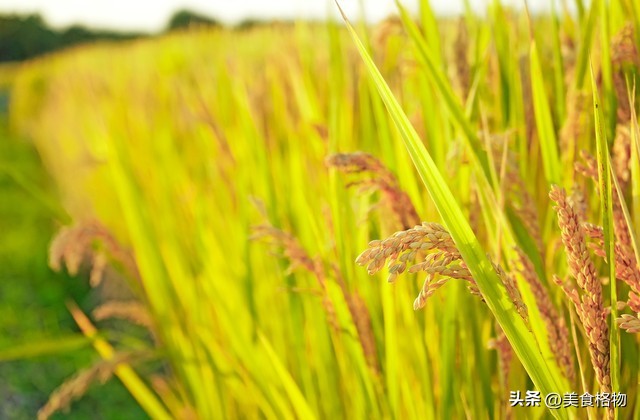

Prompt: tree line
xmin=0 ymin=10 xmax=228 ymax=62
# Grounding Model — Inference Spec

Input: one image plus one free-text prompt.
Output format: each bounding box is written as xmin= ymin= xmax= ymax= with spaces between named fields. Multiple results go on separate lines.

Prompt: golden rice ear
xmin=357 ymin=222 xmax=529 ymax=322
xmin=453 ymin=17 xmax=470 ymax=99
xmin=492 ymin=262 xmax=529 ymax=327
xmin=90 ymin=252 xmax=108 ymax=287
xmin=575 ymin=149 xmax=634 ymax=251
xmin=252 ymin=218 xmax=381 ymax=374
xmin=93 ymin=301 xmax=153 ymax=329
xmin=371 ymin=15 xmax=403 ymax=53
xmin=549 ymin=185 xmax=611 ymax=394
xmin=613 ymin=124 xmax=631 ymax=189
xmin=326 ymin=151 xmax=419 ymax=229
xmin=337 ymin=280 xmax=379 ymax=375
xmin=250 ymin=222 xmax=338 ymax=331
xmin=38 ymin=352 xmax=145 ymax=420
xmin=48 ymin=221 xmax=140 ymax=285
xmin=611 ymin=23 xmax=639 ymax=125
xmin=617 ymin=314 xmax=640 ymax=334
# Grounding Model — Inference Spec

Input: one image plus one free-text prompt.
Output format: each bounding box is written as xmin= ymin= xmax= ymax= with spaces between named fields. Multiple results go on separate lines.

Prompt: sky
xmin=0 ymin=0 xmax=557 ymax=32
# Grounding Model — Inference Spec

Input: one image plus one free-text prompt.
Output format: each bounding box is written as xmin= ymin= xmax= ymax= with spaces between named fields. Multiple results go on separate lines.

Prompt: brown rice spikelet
xmin=38 ymin=352 xmax=144 ymax=420
xmin=549 ymin=185 xmax=611 ymax=394
xmin=357 ymin=223 xmax=527 ymax=325
xmin=251 ymin=224 xmax=338 ymax=330
xmin=49 ymin=220 xmax=140 ymax=286
xmin=252 ymin=223 xmax=379 ymax=373
xmin=326 ymin=152 xmax=420 ymax=229
xmin=356 ymin=222 xmax=473 ymax=309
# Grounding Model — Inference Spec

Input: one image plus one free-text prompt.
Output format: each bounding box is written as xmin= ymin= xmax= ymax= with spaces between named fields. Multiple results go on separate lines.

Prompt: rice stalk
xmin=251 ymin=222 xmax=380 ymax=374
xmin=514 ymin=249 xmax=575 ymax=382
xmin=38 ymin=351 xmax=150 ymax=420
xmin=251 ymin=223 xmax=338 ymax=331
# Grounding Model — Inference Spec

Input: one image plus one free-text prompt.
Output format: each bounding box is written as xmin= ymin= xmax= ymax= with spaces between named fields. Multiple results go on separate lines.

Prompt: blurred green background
xmin=0 ymin=10 xmax=226 ymax=417
xmin=0 ymin=63 xmax=145 ymax=420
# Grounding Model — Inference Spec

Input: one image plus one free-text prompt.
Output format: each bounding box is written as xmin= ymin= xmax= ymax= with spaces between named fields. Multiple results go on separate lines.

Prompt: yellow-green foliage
xmin=8 ymin=2 xmax=640 ymax=419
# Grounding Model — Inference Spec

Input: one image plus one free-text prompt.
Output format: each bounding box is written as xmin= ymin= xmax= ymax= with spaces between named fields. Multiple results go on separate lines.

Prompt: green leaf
xmin=258 ymin=332 xmax=316 ymax=420
xmin=628 ymin=80 xmax=640 ymax=262
xmin=550 ymin=0 xmax=566 ymax=122
xmin=530 ymin=41 xmax=561 ymax=186
xmin=67 ymin=301 xmax=173 ymax=420
xmin=591 ymin=63 xmax=620 ymax=409
xmin=574 ymin=2 xmax=597 ymax=90
xmin=392 ymin=1 xmax=492 ymax=183
xmin=336 ymin=3 xmax=571 ymax=418
xmin=599 ymin=0 xmax=616 ymax=139
xmin=0 ymin=335 xmax=90 ymax=361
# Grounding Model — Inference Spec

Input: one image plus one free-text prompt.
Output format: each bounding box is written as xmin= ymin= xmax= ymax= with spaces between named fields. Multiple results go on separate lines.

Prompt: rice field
xmin=4 ymin=0 xmax=640 ymax=419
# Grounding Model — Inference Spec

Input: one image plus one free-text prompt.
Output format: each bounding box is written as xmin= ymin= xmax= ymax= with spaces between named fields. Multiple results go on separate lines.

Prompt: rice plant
xmin=5 ymin=0 xmax=640 ymax=419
